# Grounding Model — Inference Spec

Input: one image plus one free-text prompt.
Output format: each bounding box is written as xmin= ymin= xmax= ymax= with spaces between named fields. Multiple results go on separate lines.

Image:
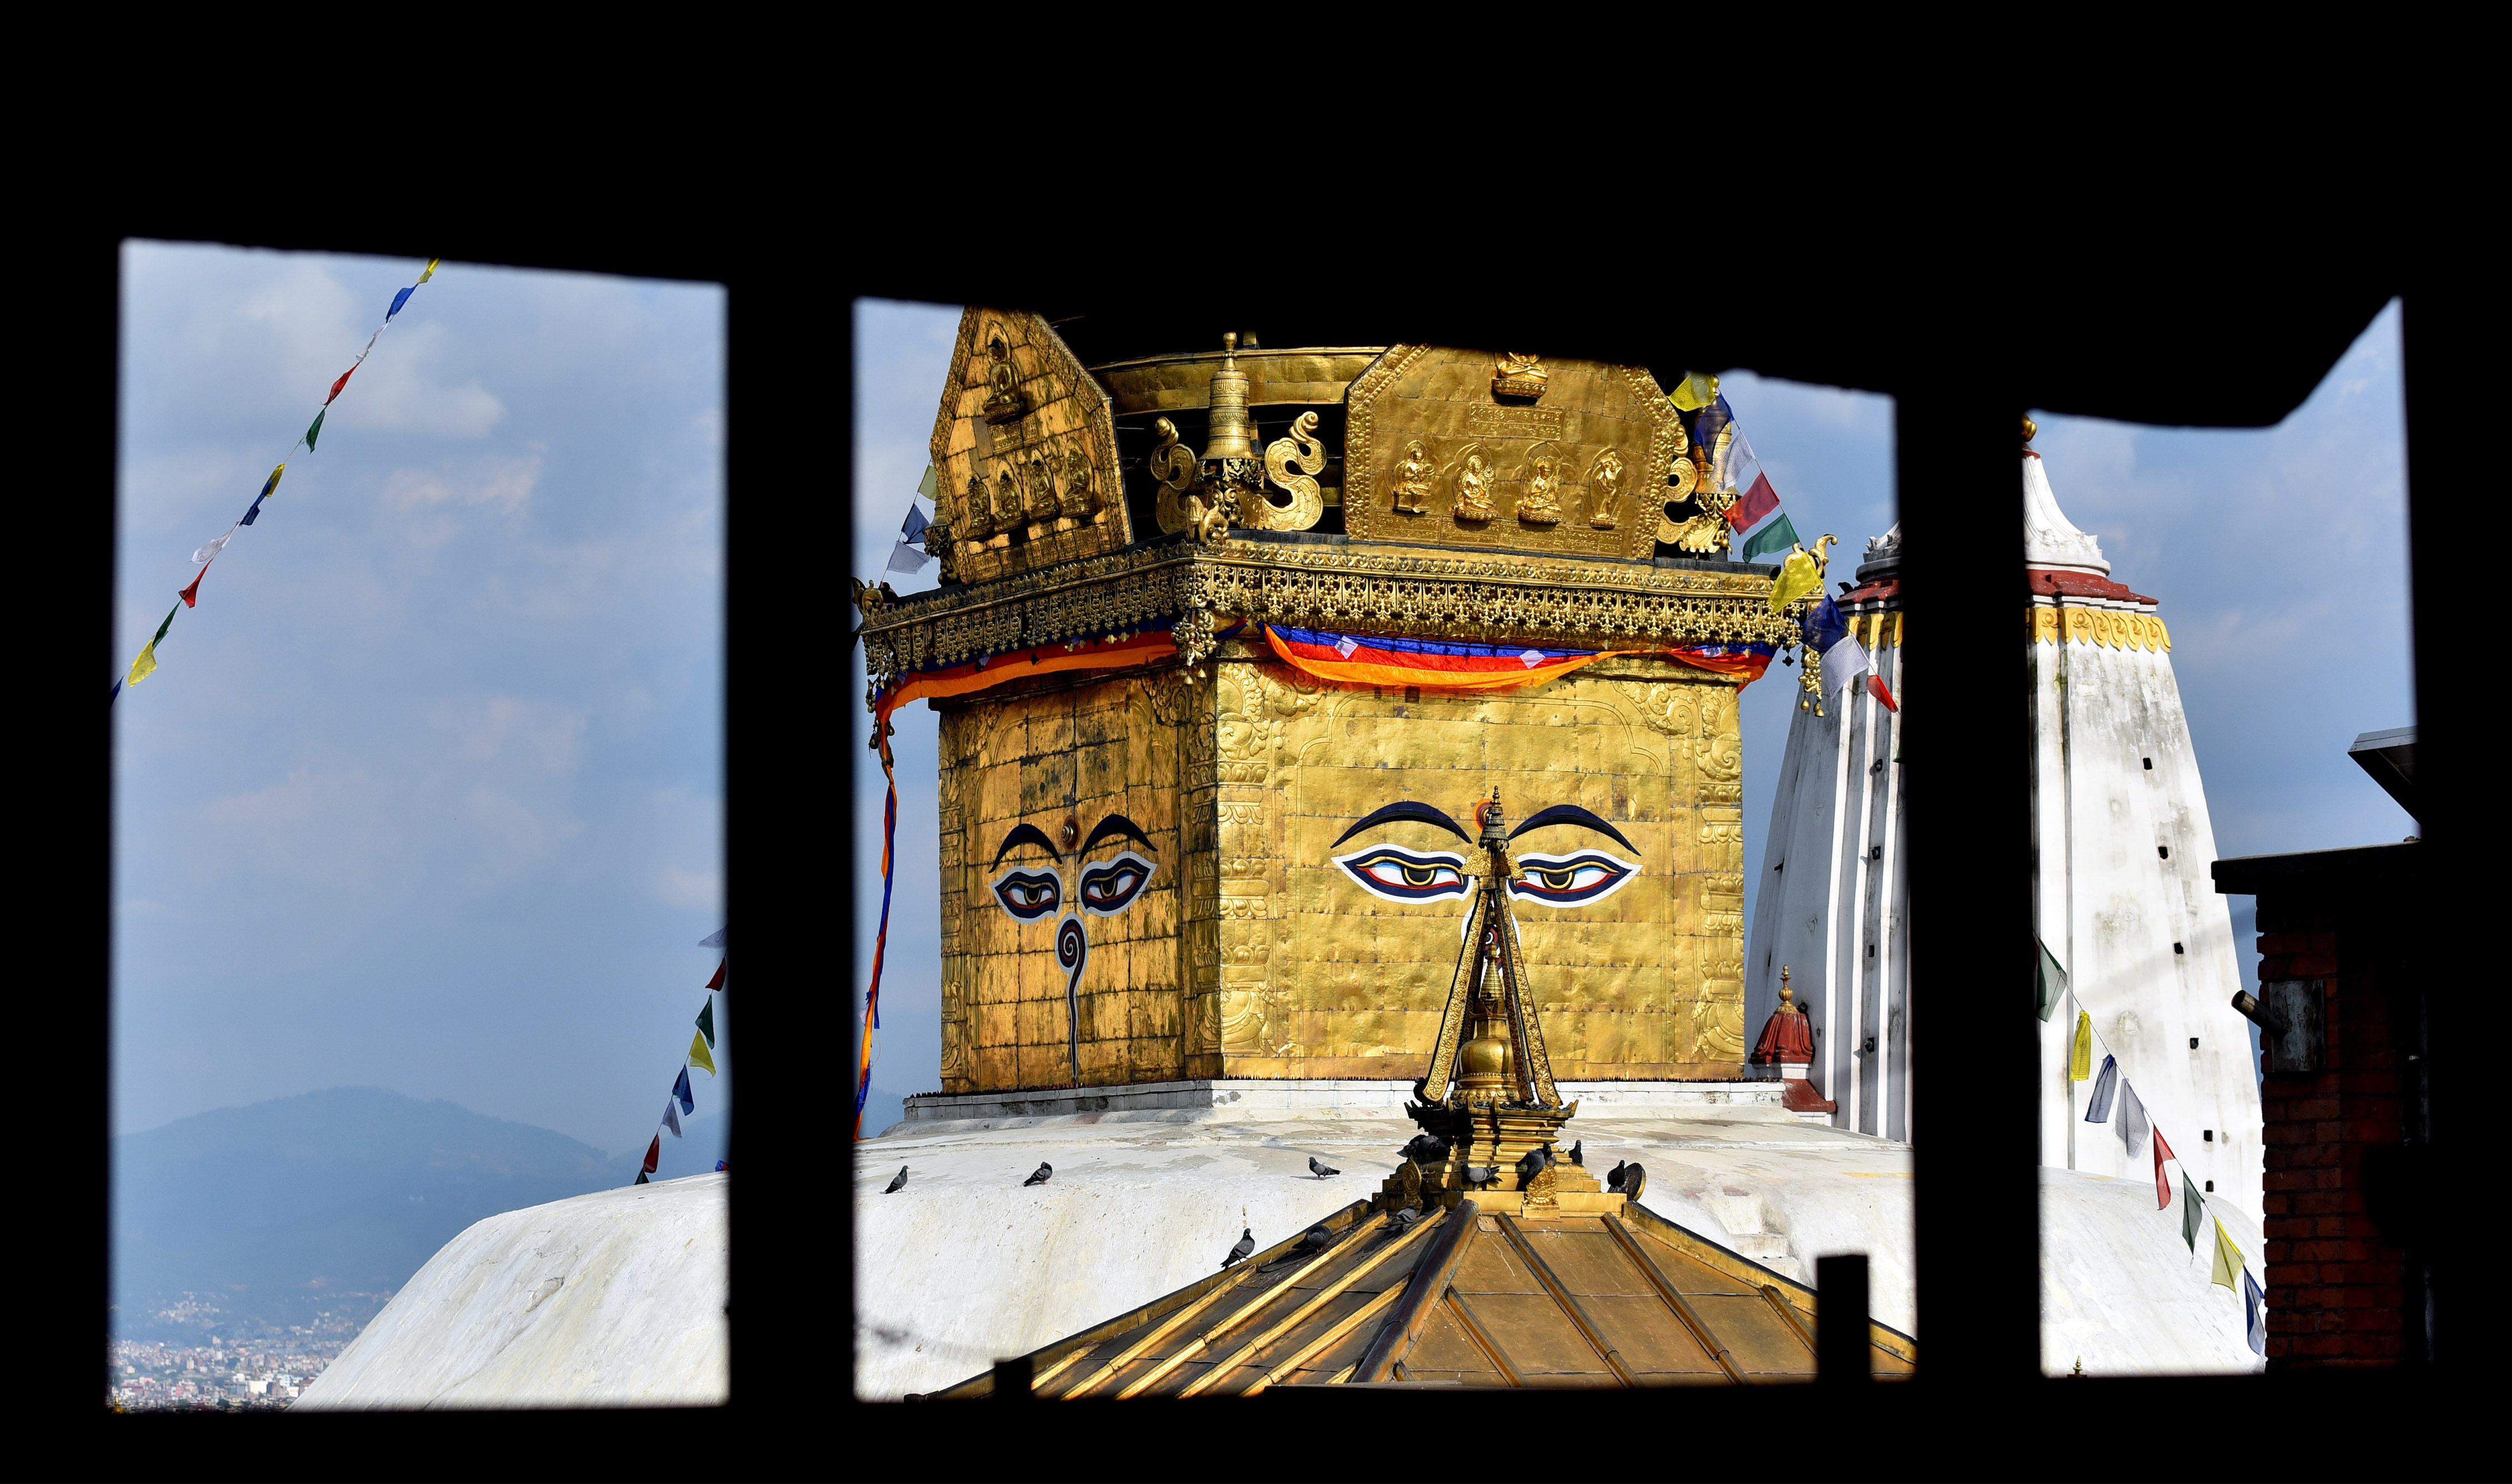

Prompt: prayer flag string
xmin=114 ymin=261 xmax=439 ymax=703
xmin=630 ymin=933 xmax=727 ymax=1186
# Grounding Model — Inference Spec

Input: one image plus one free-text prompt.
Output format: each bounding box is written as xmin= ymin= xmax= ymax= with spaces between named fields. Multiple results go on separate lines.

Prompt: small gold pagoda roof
xmin=921 ymin=1198 xmax=1914 ymax=1396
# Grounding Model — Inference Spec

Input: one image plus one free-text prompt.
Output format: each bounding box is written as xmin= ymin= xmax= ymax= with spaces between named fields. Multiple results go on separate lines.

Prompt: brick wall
xmin=2254 ymin=907 xmax=2412 ymax=1367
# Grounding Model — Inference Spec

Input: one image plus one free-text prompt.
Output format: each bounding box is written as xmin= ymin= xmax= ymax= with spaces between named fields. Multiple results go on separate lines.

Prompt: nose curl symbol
xmin=1056 ymin=913 xmax=1087 ymax=1084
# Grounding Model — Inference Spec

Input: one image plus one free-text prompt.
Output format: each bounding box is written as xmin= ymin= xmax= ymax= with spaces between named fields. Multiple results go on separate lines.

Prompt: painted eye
xmin=1077 ymin=851 xmax=1156 ymax=916
xmin=1333 ymin=846 xmax=1470 ymax=904
xmin=1508 ymin=850 xmax=1640 ymax=907
xmin=990 ymin=867 xmax=1062 ymax=922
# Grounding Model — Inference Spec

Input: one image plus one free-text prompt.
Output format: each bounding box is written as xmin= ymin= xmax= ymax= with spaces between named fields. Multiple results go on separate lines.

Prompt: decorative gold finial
xmin=1201 ymin=332 xmax=1258 ymax=463
xmin=2022 ymin=415 xmax=2039 ymax=448
xmin=1779 ymin=965 xmax=1795 ymax=1010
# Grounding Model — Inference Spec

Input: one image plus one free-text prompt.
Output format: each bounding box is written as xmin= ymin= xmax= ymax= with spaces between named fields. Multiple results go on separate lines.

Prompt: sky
xmin=113 ymin=243 xmax=729 ymax=1176
xmin=850 ymin=300 xmax=2414 ymax=1127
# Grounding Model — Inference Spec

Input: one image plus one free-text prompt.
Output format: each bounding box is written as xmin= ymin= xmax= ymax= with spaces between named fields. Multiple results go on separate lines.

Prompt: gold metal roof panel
xmin=923 ymin=1195 xmax=1917 ymax=1397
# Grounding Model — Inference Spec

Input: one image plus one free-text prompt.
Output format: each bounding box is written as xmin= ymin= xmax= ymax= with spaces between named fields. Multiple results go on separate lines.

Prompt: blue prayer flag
xmin=2084 ymin=1054 xmax=2120 ymax=1123
xmin=1804 ymin=597 xmax=1848 ymax=655
xmin=2243 ymin=1269 xmax=2267 ymax=1355
xmin=673 ymin=1067 xmax=694 ymax=1115
xmin=700 ymin=926 xmax=727 ymax=948
xmin=387 ymin=286 xmax=416 ymax=320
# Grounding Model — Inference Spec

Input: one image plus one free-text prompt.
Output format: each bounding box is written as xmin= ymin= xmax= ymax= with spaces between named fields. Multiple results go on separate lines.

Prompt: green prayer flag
xmin=2182 ymin=1172 xmax=2205 ymax=1250
xmin=2036 ymin=939 xmax=2069 ymax=1022
xmin=306 ymin=409 xmax=325 ymax=450
xmin=916 ymin=463 xmax=939 ymax=500
xmin=696 ymin=999 xmax=716 ymax=1050
xmin=151 ymin=603 xmax=178 ymax=646
xmin=635 ymin=1170 xmax=650 ymax=1185
xmin=1739 ymin=512 xmax=1800 ymax=562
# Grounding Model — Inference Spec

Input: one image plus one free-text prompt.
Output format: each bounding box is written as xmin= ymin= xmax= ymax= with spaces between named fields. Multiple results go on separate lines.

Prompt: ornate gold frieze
xmin=928 ymin=309 xmax=1133 ymax=585
xmin=1343 ymin=345 xmax=1680 ymax=561
xmin=2029 ymin=605 xmax=2169 ymax=651
xmin=859 ymin=537 xmax=1794 ymax=702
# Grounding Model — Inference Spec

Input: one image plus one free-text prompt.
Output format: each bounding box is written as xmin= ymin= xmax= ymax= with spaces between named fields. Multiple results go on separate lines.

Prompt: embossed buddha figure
xmin=1587 ymin=448 xmax=1624 ymax=529
xmin=984 ymin=811 xmax=1161 ymax=1087
xmin=1393 ymin=440 xmax=1435 ymax=515
xmin=1453 ymin=450 xmax=1496 ymax=522
xmin=1517 ymin=453 xmax=1564 ymax=525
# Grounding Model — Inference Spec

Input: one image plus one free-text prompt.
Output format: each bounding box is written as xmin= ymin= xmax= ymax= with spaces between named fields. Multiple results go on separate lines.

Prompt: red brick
xmin=2296 ymin=1192 xmax=2346 ymax=1216
xmin=2285 ymin=1097 xmax=2341 ymax=1120
xmin=2292 ymin=1335 xmax=2346 ymax=1356
xmin=2289 ymin=1145 xmax=2339 ymax=1169
xmin=2346 ymin=1120 xmax=2401 ymax=1142
xmin=2345 ymin=1328 xmax=2403 ymax=1351
xmin=2266 ymin=1264 xmax=2316 ymax=1287
xmin=2263 ymin=1194 xmax=2290 ymax=1215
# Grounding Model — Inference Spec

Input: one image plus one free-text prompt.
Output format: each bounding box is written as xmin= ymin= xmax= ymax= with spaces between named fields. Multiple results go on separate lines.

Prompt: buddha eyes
xmin=1508 ymin=851 xmax=1640 ymax=907
xmin=991 ymin=853 xmax=1157 ymax=922
xmin=1077 ymin=851 xmax=1156 ymax=916
xmin=1334 ymin=847 xmax=1470 ymax=903
xmin=989 ymin=868 xmax=1063 ymax=922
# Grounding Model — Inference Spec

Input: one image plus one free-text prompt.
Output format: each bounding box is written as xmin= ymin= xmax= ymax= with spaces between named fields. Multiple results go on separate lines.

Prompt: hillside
xmin=113 ymin=1087 xmax=644 ymax=1339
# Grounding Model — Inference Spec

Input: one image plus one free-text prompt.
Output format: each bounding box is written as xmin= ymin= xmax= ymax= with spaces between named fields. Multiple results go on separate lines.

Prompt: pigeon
xmin=1223 ymin=1227 xmax=1255 ymax=1269
xmin=1607 ymin=1160 xmax=1629 ymax=1192
xmin=1621 ymin=1162 xmax=1647 ymax=1200
xmin=884 ymin=1166 xmax=909 ymax=1194
xmin=1293 ymin=1224 xmax=1332 ymax=1256
xmin=1023 ymin=1162 xmax=1053 ymax=1187
xmin=1308 ymin=1156 xmax=1341 ymax=1180
xmin=1401 ymin=1134 xmax=1451 ymax=1165
xmin=1463 ymin=1165 xmax=1500 ymax=1190
xmin=1567 ymin=1140 xmax=1584 ymax=1168
xmin=1388 ymin=1206 xmax=1425 ymax=1232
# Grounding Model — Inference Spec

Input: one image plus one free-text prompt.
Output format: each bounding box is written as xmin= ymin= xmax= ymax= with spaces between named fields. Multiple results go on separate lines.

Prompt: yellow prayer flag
xmin=127 ymin=641 xmax=159 ymax=686
xmin=689 ymin=1031 xmax=717 ymax=1075
xmin=1768 ymin=547 xmax=1823 ymax=613
xmin=2209 ymin=1218 xmax=2242 ymax=1291
xmin=1670 ymin=371 xmax=1720 ymax=412
xmin=2069 ymin=1011 xmax=2093 ymax=1080
xmin=418 ymin=258 xmax=440 ymax=284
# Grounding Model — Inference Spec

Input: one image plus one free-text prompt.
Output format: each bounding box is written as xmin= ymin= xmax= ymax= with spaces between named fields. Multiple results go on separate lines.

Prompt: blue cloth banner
xmin=2084 ymin=1054 xmax=2120 ymax=1123
xmin=388 ymin=286 xmax=416 ymax=319
xmin=673 ymin=1066 xmax=694 ymax=1115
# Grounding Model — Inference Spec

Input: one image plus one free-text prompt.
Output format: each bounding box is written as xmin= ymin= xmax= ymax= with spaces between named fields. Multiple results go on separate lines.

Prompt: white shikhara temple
xmin=1747 ymin=440 xmax=2263 ymax=1234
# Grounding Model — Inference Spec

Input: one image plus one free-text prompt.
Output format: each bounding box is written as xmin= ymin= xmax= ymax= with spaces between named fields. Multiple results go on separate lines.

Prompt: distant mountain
xmin=113 ymin=1087 xmax=639 ymax=1339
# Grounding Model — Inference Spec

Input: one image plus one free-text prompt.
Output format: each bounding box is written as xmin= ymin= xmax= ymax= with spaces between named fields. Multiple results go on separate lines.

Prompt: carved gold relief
xmin=1452 ymin=445 xmax=1497 ymax=522
xmin=929 ymin=308 xmax=1132 ymax=584
xmin=1249 ymin=411 xmax=1327 ymax=532
xmin=1515 ymin=445 xmax=1564 ymax=525
xmin=1586 ymin=448 xmax=1623 ymax=530
xmin=1492 ymin=352 xmax=1549 ymax=401
xmin=1392 ymin=439 xmax=1435 ymax=515
xmin=1345 ymin=345 xmax=1679 ymax=560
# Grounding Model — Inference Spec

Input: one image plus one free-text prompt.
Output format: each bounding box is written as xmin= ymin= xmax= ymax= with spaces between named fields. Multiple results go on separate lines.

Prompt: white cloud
xmin=434 ymin=697 xmax=588 ymax=774
xmin=653 ymin=866 xmax=721 ymax=910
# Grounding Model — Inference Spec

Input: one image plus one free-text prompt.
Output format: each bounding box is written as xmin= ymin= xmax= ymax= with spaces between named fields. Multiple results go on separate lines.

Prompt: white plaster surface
xmin=2040 ymin=1165 xmax=2265 ymax=1376
xmin=293 ymin=1173 xmax=727 ymax=1410
xmin=852 ymin=1098 xmax=1923 ymax=1400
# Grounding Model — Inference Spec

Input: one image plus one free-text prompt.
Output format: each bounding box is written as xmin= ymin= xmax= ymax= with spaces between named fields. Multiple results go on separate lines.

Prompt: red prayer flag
xmin=327 ymin=365 xmax=357 ymax=404
xmin=1724 ymin=470 xmax=1781 ymax=530
xmin=1868 ymin=673 xmax=1898 ymax=712
xmin=643 ymin=1134 xmax=661 ymax=1175
xmin=179 ymin=564 xmax=208 ymax=608
xmin=706 ymin=958 xmax=726 ymax=991
xmin=2153 ymin=1128 xmax=2177 ymax=1210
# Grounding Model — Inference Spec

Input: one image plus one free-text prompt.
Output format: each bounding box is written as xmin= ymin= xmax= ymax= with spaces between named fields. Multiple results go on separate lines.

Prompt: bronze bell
xmin=1199 ymin=332 xmax=1258 ymax=463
